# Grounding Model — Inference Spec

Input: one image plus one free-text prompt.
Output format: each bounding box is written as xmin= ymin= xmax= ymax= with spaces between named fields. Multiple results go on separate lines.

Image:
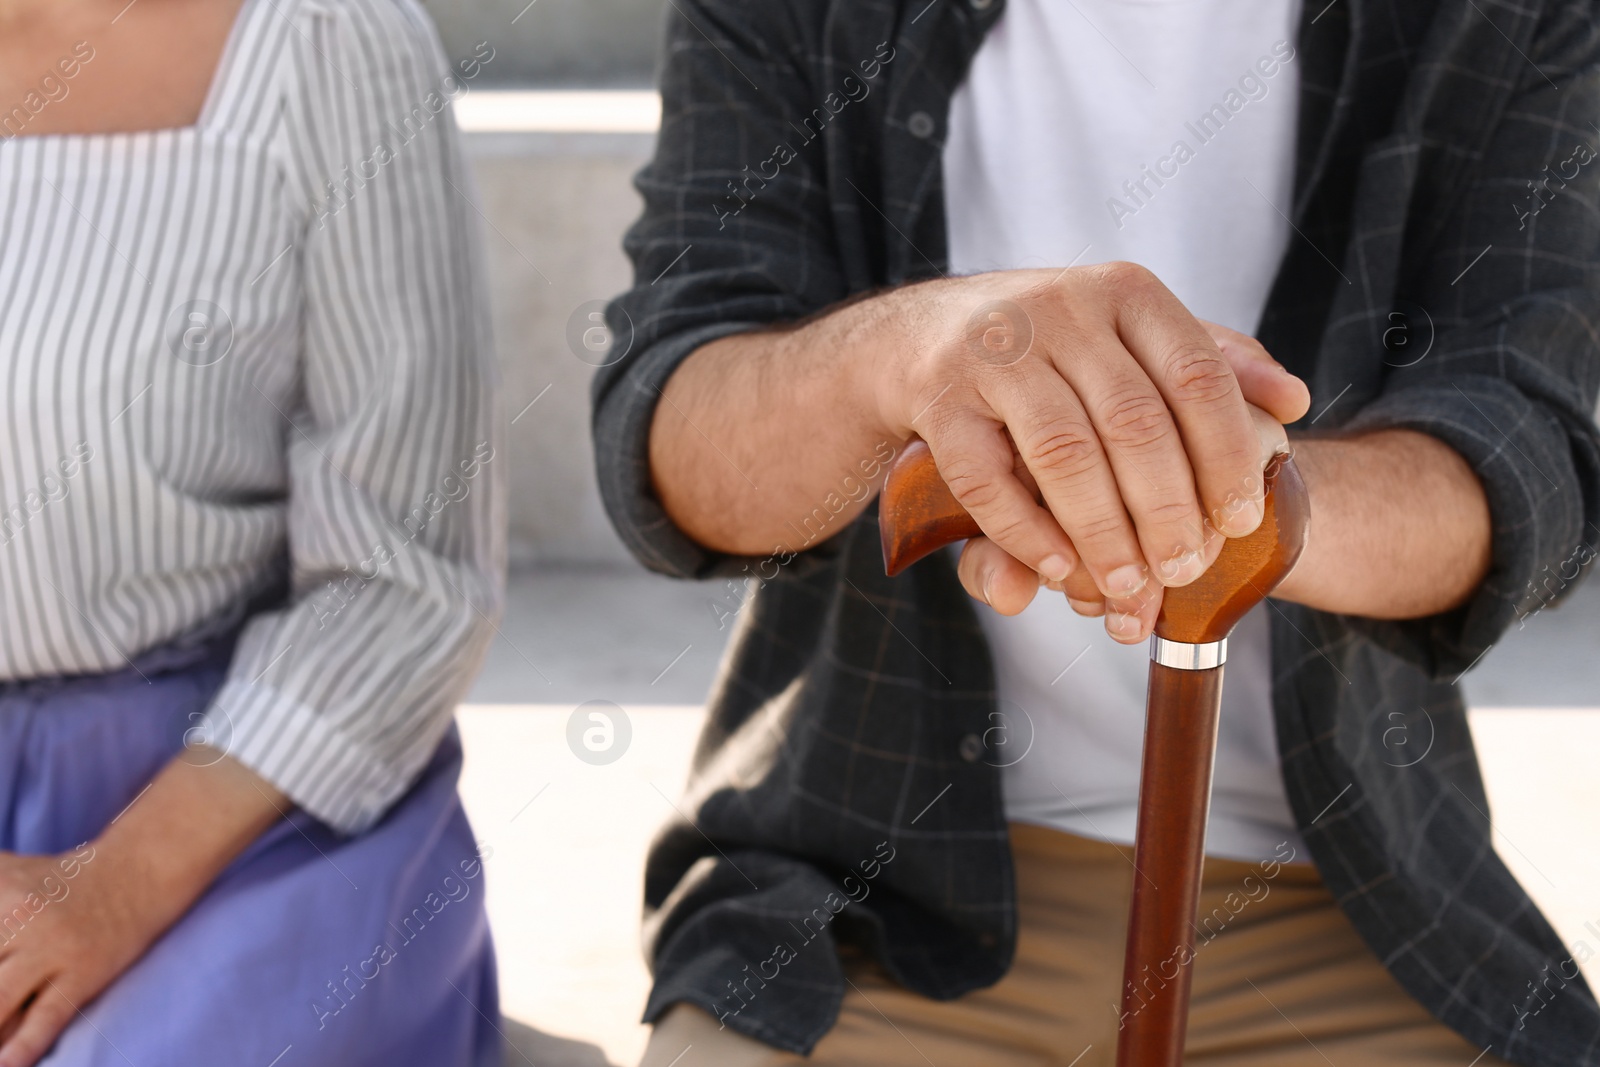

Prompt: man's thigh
xmin=1181 ymin=850 xmax=1507 ymax=1066
xmin=638 ymin=824 xmax=1510 ymax=1066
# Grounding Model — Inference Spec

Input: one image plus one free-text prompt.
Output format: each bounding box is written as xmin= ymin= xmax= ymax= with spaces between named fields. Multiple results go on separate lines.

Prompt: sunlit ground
xmin=457 ymin=568 xmax=1600 ymax=1067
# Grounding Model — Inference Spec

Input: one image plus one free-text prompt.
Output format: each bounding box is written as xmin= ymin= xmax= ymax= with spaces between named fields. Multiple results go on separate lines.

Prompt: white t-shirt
xmin=942 ymin=0 xmax=1306 ymax=862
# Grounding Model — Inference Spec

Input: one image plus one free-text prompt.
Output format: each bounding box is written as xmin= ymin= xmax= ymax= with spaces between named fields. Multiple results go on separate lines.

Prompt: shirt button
xmin=959 ymin=733 xmax=984 ymax=762
xmin=907 ymin=111 xmax=936 ymax=139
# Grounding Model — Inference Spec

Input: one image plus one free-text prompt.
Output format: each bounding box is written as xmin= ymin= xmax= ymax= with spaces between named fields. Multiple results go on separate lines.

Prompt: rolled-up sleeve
xmin=1340 ymin=2 xmax=1600 ymax=678
xmin=592 ymin=0 xmax=854 ymax=580
xmin=198 ymin=0 xmax=505 ymax=834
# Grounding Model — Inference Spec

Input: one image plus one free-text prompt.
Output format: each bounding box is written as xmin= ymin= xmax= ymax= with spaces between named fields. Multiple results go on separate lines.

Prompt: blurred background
xmin=412 ymin=3 xmax=1600 ymax=1064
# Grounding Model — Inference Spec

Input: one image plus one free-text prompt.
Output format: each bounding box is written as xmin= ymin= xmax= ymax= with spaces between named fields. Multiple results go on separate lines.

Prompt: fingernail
xmin=1106 ymin=612 xmax=1141 ymax=640
xmin=981 ymin=570 xmax=995 ymax=605
xmin=1104 ymin=563 xmax=1148 ymax=597
xmin=1157 ymin=549 xmax=1204 ymax=586
xmin=1040 ymin=554 xmax=1072 ymax=583
xmin=1067 ymin=598 xmax=1105 ymax=617
xmin=1218 ymin=497 xmax=1264 ymax=538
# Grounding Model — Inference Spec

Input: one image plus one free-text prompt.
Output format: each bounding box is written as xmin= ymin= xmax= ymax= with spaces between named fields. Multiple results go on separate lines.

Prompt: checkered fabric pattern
xmin=592 ymin=0 xmax=1600 ymax=1060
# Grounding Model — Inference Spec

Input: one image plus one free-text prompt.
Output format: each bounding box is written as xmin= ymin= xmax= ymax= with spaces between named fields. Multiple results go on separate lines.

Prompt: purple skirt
xmin=0 ymin=632 xmax=501 ymax=1066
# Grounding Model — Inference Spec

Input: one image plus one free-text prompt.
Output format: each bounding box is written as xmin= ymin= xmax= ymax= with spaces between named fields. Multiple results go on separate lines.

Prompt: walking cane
xmin=879 ymin=440 xmax=1309 ymax=1067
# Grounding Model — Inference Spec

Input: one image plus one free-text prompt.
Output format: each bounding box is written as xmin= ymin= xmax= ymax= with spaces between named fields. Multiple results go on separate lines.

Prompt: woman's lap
xmin=0 ymin=637 xmax=501 ymax=1067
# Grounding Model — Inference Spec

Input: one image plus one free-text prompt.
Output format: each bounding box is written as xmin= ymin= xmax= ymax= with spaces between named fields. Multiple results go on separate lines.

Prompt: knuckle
xmin=978 ymin=512 xmax=1034 ymax=549
xmin=1096 ymin=260 xmax=1158 ymax=294
xmin=1023 ymin=423 xmax=1100 ymax=480
xmin=917 ymin=401 xmax=966 ymax=444
xmin=1070 ymin=510 xmax=1128 ymax=545
xmin=1098 ymin=390 xmax=1173 ymax=449
xmin=942 ymin=460 xmax=1007 ymax=515
xmin=1163 ymin=345 xmax=1237 ymax=405
xmin=1140 ymin=496 xmax=1201 ymax=530
xmin=1210 ymin=435 xmax=1263 ymax=476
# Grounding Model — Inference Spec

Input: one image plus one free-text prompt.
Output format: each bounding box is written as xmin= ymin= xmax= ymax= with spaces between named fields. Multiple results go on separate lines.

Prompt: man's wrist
xmin=1267 ymin=431 xmax=1491 ymax=617
xmin=1268 ymin=439 xmax=1323 ymax=605
xmin=846 ymin=276 xmax=962 ymax=446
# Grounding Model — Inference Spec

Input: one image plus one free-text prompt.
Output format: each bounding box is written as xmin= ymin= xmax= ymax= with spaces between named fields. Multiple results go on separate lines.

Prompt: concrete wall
xmin=423 ymin=0 xmax=664 ymax=86
xmin=466 ymin=132 xmax=655 ymax=567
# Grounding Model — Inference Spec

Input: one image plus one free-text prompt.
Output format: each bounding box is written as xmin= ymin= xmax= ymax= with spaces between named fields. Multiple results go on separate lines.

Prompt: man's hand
xmin=949 ymin=315 xmax=1307 ymax=629
xmin=869 ymin=265 xmax=1309 ymax=641
xmin=0 ymin=750 xmax=285 ymax=1067
xmin=651 ymin=261 xmax=1490 ymax=634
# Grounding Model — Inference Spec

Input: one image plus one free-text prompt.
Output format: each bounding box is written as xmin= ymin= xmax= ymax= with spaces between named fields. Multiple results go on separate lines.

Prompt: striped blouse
xmin=0 ymin=0 xmax=505 ymax=833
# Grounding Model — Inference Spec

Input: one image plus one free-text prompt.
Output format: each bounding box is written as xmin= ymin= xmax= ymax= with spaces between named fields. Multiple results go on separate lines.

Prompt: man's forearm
xmin=650 ymin=279 xmax=1493 ymax=622
xmin=648 ymin=269 xmax=1305 ymax=583
xmin=647 ymin=268 xmax=1486 ymax=638
xmin=1276 ymin=430 xmax=1492 ymax=619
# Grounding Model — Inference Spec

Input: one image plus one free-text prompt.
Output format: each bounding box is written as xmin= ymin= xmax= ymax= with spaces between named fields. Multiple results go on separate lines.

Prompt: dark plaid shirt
xmin=593 ymin=0 xmax=1600 ymax=1060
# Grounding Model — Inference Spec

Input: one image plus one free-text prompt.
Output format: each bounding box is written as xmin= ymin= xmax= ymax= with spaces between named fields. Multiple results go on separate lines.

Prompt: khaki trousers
xmin=640 ymin=823 xmax=1509 ymax=1067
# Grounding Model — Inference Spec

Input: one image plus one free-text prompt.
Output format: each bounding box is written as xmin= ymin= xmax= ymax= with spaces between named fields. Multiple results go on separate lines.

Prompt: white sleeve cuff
xmin=198 ymin=679 xmax=419 ymax=835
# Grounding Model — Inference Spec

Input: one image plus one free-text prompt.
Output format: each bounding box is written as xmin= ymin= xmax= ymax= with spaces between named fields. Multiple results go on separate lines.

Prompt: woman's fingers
xmin=0 ymin=958 xmax=38 ymax=1041
xmin=0 ymin=981 xmax=74 ymax=1067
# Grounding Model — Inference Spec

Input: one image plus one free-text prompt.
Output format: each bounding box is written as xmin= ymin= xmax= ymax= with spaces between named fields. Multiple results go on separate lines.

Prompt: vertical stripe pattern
xmin=0 ymin=0 xmax=505 ymax=834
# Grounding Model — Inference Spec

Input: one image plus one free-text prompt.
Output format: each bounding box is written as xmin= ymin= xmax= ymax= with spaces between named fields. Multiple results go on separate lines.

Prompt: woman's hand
xmin=0 ymin=749 xmax=286 ymax=1067
xmin=0 ymin=846 xmax=150 ymax=1064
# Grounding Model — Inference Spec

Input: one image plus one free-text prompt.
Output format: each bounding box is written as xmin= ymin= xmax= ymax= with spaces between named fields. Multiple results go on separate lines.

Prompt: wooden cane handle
xmin=878 ymin=438 xmax=983 ymax=577
xmin=878 ymin=439 xmax=1309 ymax=644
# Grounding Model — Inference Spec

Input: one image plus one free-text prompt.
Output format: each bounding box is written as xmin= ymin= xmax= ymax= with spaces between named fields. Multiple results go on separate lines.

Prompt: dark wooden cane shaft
xmin=1116 ymin=661 xmax=1225 ymax=1067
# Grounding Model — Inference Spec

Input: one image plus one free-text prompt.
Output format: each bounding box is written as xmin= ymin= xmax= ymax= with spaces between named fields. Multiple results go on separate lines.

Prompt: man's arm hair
xmin=1315 ymin=0 xmax=1600 ymax=672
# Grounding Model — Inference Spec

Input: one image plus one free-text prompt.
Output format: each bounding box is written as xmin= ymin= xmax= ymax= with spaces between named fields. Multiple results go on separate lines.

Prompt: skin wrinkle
xmin=649 ymin=270 xmax=1493 ymax=635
